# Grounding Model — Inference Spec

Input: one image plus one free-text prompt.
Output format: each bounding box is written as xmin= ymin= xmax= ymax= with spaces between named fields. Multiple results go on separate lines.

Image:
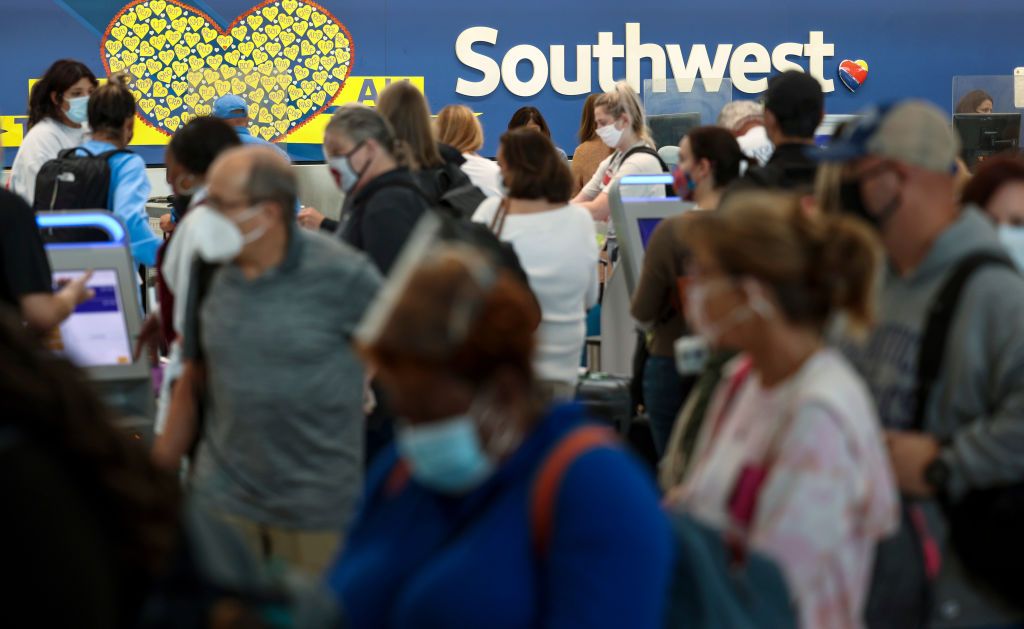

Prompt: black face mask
xmin=170 ymin=194 xmax=192 ymax=223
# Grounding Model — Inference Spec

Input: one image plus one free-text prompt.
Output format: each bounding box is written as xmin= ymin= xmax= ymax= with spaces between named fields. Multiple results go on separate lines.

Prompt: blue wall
xmin=2 ymin=0 xmax=1022 ymax=162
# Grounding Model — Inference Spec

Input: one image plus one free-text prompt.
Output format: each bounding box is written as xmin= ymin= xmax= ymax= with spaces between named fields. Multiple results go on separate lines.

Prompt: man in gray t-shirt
xmin=155 ymin=146 xmax=381 ymax=575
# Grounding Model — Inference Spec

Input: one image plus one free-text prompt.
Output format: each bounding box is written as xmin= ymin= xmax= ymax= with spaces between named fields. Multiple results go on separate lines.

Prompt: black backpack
xmin=620 ymin=145 xmax=675 ymax=197
xmin=866 ymin=251 xmax=1023 ymax=627
xmin=34 ymin=147 xmax=132 ymax=244
xmin=420 ymin=160 xmax=488 ymax=220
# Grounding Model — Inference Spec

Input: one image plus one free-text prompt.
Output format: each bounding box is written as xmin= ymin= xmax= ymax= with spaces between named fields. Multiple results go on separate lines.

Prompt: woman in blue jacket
xmin=327 ymin=245 xmax=673 ymax=629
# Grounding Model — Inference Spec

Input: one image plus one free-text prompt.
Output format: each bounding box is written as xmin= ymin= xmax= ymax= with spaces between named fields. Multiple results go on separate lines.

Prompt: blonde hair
xmin=682 ymin=190 xmax=882 ymax=332
xmin=593 ymin=81 xmax=653 ymax=147
xmin=436 ymin=105 xmax=483 ymax=154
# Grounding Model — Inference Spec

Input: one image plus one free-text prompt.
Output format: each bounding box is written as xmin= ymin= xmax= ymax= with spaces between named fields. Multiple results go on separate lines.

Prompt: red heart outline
xmin=100 ymin=0 xmax=356 ymax=141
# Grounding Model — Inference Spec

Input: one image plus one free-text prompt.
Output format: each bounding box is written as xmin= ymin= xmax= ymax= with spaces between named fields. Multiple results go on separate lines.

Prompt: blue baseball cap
xmin=812 ymin=100 xmax=960 ymax=173
xmin=212 ymin=94 xmax=249 ymax=120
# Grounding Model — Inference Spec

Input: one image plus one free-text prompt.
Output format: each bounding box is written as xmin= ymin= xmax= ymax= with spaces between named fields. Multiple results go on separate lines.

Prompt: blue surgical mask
xmin=998 ymin=224 xmax=1024 ymax=270
xmin=397 ymin=415 xmax=495 ymax=494
xmin=66 ymin=95 xmax=89 ymax=125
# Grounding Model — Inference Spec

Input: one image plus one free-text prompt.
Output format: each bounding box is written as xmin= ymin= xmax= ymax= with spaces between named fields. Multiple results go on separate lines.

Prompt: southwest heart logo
xmin=838 ymin=59 xmax=868 ymax=93
xmin=101 ymin=0 xmax=353 ymax=141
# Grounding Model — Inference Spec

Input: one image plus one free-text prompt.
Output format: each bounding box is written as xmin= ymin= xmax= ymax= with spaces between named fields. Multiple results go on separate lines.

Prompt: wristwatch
xmin=924 ymin=457 xmax=952 ymax=496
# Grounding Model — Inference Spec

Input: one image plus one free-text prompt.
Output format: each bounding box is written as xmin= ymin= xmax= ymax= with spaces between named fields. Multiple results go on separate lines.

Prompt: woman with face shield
xmin=663 ymin=191 xmax=899 ymax=628
xmin=327 ymin=245 xmax=673 ymax=629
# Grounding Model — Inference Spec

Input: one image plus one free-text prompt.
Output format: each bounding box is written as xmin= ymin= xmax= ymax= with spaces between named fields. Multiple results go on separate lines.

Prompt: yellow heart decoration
xmin=195 ymin=104 xmax=212 ymax=117
xmin=104 ymin=0 xmax=353 ymax=140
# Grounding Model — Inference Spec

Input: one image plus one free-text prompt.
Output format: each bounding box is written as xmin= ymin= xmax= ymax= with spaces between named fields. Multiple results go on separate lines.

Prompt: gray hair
xmin=717 ymin=100 xmax=765 ymax=132
xmin=245 ymin=152 xmax=297 ymax=230
xmin=326 ymin=104 xmax=398 ymax=155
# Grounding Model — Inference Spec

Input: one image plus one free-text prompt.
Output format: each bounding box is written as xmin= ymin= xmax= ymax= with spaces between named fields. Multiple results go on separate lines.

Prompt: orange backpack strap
xmin=530 ymin=425 xmax=619 ymax=556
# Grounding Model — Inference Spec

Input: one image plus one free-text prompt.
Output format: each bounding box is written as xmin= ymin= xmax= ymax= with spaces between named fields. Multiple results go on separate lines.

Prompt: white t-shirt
xmin=581 ymin=142 xmax=667 ymax=200
xmin=460 ymin=153 xmax=503 ymax=198
xmin=10 ymin=118 xmax=88 ymax=206
xmin=472 ymin=197 xmax=600 ymax=384
xmin=737 ymin=125 xmax=775 ymax=167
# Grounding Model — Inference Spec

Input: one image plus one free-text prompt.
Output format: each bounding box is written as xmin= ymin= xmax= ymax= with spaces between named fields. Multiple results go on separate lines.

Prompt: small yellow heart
xmin=253 ymin=49 xmax=269 ymax=66
xmin=153 ymin=83 xmax=168 ymax=98
xmin=196 ymin=42 xmax=213 ymax=57
xmin=279 ymin=15 xmax=295 ymax=29
xmin=311 ymin=11 xmax=328 ymax=28
xmin=259 ymin=126 xmax=276 ymax=140
xmin=146 ymin=58 xmax=162 ymax=74
xmin=121 ymin=12 xmax=137 ymax=27
xmin=271 ymin=103 xmax=286 ymax=118
xmin=274 ymin=57 xmax=290 ymax=74
xmin=125 ymin=35 xmax=141 ymax=50
xmin=110 ymin=58 xmax=126 ymax=72
xmin=198 ymin=69 xmax=214 ymax=84
xmin=188 ymin=56 xmax=204 ymax=71
xmin=188 ymin=16 xmax=204 ymax=31
xmin=167 ymin=95 xmax=183 ymax=110
xmin=220 ymin=66 xmax=237 ymax=79
xmin=321 ymin=55 xmax=337 ymax=70
xmin=266 ymin=43 xmax=282 ymax=58
xmin=122 ymin=51 xmax=139 ymax=65
xmin=287 ymin=106 xmax=302 ymax=121
xmin=137 ymin=78 xmax=154 ymax=93
xmin=181 ymin=112 xmax=195 ymax=125
xmin=326 ymin=79 xmax=343 ymax=94
xmin=308 ymin=30 xmax=324 ymax=45
xmin=171 ymin=18 xmax=187 ymax=32
xmin=154 ymin=104 xmax=170 ymax=119
xmin=276 ymin=74 xmax=291 ymax=89
xmin=136 ymin=5 xmax=153 ymax=20
xmin=293 ymin=66 xmax=310 ymax=81
xmin=300 ymin=41 xmax=315 ymax=57
xmin=139 ymin=98 xmax=157 ymax=114
xmin=202 ymin=27 xmax=217 ymax=43
xmin=217 ymin=35 xmax=233 ymax=49
xmin=132 ymin=23 xmax=149 ymax=39
xmin=296 ymin=5 xmax=312 ymax=20
xmin=159 ymin=50 xmax=175 ymax=66
xmin=252 ymin=32 xmax=268 ymax=48
xmin=172 ymin=81 xmax=189 ymax=96
xmin=238 ymin=59 xmax=255 ymax=74
xmin=316 ymin=39 xmax=334 ymax=55
xmin=244 ymin=73 xmax=261 ymax=89
xmin=173 ymin=61 xmax=189 ymax=75
xmin=152 ymin=35 xmax=167 ymax=50
xmin=231 ymin=78 xmax=247 ymax=93
xmin=301 ymin=80 xmax=315 ymax=95
xmin=195 ymin=104 xmax=212 ymax=116
xmin=111 ymin=25 xmax=128 ymax=41
xmin=157 ymin=67 xmax=173 ymax=83
xmin=166 ymin=4 xmax=182 ymax=20
xmin=260 ymin=75 xmax=276 ymax=91
xmin=105 ymin=40 xmax=123 ymax=55
xmin=265 ymin=25 xmax=282 ymax=40
xmin=280 ymin=32 xmax=296 ymax=48
xmin=238 ymin=41 xmax=255 ymax=56
xmin=287 ymin=85 xmax=303 ymax=100
xmin=324 ymin=24 xmax=339 ymax=39
xmin=311 ymin=91 xmax=327 ymax=107
xmin=231 ymin=25 xmax=247 ymax=41
xmin=274 ymin=120 xmax=290 ymax=135
xmin=140 ymin=42 xmax=156 ymax=57
xmin=208 ymin=54 xmax=224 ymax=70
xmin=246 ymin=14 xmax=263 ymax=30
xmin=215 ymin=80 xmax=231 ymax=97
xmin=337 ymin=50 xmax=351 ymax=63
xmin=298 ymin=98 xmax=312 ymax=111
xmin=258 ymin=108 xmax=272 ymax=123
xmin=294 ymin=22 xmax=309 ymax=37
xmin=166 ymin=30 xmax=182 ymax=46
xmin=262 ymin=6 xmax=280 ymax=21
xmin=199 ymin=85 xmax=216 ymax=101
xmin=187 ymin=71 xmax=204 ymax=87
xmin=303 ymin=56 xmax=319 ymax=71
xmin=184 ymin=32 xmax=200 ymax=48
xmin=165 ymin=116 xmax=181 ymax=132
xmin=282 ymin=0 xmax=299 ymax=14
xmin=152 ymin=18 xmax=168 ymax=34
xmin=313 ymin=71 xmax=328 ymax=86
xmin=251 ymin=88 xmax=266 ymax=103
xmin=284 ymin=45 xmax=299 ymax=61
xmin=224 ymin=50 xmax=241 ymax=66
xmin=269 ymin=90 xmax=285 ymax=104
xmin=184 ymin=93 xmax=201 ymax=109
xmin=150 ymin=0 xmax=167 ymax=16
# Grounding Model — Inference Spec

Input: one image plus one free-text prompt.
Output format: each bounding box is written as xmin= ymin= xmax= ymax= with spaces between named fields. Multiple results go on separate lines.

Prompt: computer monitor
xmin=954 ymin=113 xmax=1022 ymax=170
xmin=609 ymin=174 xmax=694 ymax=296
xmin=815 ymin=114 xmax=861 ymax=147
xmin=45 ymin=243 xmax=148 ymax=382
xmin=648 ymin=113 xmax=702 ymax=151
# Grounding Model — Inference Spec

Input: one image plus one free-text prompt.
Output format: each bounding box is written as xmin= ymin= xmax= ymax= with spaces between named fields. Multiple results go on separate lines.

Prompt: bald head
xmin=208 ymin=145 xmax=296 ymax=228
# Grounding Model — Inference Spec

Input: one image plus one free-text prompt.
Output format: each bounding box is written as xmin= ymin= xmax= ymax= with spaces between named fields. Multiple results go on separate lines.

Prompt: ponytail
xmin=687 ymin=126 xmax=745 ymax=189
xmin=88 ymin=72 xmax=136 ymax=136
xmin=807 ymin=213 xmax=881 ymax=333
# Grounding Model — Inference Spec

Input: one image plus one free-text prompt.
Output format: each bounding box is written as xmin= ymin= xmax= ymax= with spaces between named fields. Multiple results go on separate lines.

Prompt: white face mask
xmin=674 ymin=335 xmax=710 ymax=376
xmin=595 ymin=121 xmax=624 ymax=148
xmin=191 ymin=203 xmax=268 ymax=263
xmin=999 ymin=224 xmax=1024 ymax=270
xmin=685 ymin=278 xmax=774 ymax=344
xmin=325 ymin=142 xmax=366 ymax=193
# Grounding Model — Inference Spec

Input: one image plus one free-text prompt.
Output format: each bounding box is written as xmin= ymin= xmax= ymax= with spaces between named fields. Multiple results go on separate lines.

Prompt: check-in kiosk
xmin=37 ymin=211 xmax=154 ymax=442
xmin=601 ymin=175 xmax=693 ymax=377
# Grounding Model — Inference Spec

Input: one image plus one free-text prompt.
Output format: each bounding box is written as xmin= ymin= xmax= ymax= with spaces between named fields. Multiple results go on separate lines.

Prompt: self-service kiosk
xmin=601 ymin=175 xmax=693 ymax=377
xmin=37 ymin=211 xmax=155 ymax=442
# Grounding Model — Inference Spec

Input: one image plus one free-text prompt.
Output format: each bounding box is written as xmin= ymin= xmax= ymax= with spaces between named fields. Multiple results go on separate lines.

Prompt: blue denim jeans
xmin=643 ymin=355 xmax=689 ymax=457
